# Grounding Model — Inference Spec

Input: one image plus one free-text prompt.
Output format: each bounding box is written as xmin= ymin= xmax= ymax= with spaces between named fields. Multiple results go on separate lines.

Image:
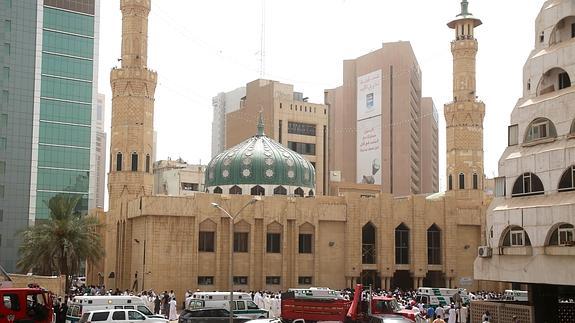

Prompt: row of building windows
xmin=199 ymin=232 xmax=313 ymax=254
xmin=508 ymin=166 xmax=575 ymax=197
xmin=287 ymin=141 xmax=316 ymax=156
xmin=447 ymin=173 xmax=479 ymax=190
xmin=114 ymin=152 xmax=151 ymax=173
xmin=197 ymin=275 xmax=313 ymax=286
xmin=393 ymin=223 xmax=442 ymax=265
xmin=280 ymin=102 xmax=326 ymax=115
xmin=211 ymin=185 xmax=314 ymax=197
xmin=497 ymin=224 xmax=574 ymax=247
xmin=287 ymin=122 xmax=316 ymax=137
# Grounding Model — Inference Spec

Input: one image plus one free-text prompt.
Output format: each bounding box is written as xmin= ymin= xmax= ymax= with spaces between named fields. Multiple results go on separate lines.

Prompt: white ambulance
xmin=415 ymin=287 xmax=470 ymax=308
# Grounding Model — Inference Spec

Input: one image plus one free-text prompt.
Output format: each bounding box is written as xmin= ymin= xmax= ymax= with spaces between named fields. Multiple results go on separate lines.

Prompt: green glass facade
xmin=36 ymin=4 xmax=95 ymax=220
xmin=0 ymin=0 xmax=98 ymax=273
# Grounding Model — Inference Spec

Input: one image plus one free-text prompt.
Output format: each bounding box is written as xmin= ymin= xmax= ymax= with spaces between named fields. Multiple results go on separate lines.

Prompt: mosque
xmin=95 ymin=0 xmax=503 ymax=299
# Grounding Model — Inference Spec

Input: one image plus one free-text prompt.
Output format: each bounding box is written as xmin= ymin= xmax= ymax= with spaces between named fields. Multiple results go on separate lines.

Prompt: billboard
xmin=357 ymin=117 xmax=382 ymax=185
xmin=357 ymin=70 xmax=382 ymax=121
xmin=357 ymin=70 xmax=382 ymax=185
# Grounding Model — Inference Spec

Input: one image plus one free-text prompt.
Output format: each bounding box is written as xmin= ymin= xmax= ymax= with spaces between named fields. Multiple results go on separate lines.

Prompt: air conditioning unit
xmin=478 ymin=246 xmax=492 ymax=258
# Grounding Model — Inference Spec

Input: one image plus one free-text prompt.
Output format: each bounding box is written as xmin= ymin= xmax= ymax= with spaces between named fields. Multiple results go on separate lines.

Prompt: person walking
xmin=154 ymin=295 xmax=161 ymax=315
xmin=426 ymin=306 xmax=435 ymax=323
xmin=447 ymin=305 xmax=456 ymax=323
xmin=162 ymin=292 xmax=170 ymax=318
xmin=168 ymin=297 xmax=178 ymax=321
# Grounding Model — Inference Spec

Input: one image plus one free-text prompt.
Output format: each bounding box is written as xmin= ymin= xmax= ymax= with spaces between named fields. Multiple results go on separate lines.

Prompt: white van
xmin=66 ymin=296 xmax=162 ymax=323
xmin=503 ymin=290 xmax=528 ymax=302
xmin=79 ymin=309 xmax=167 ymax=323
xmin=415 ymin=287 xmax=470 ymax=308
xmin=189 ymin=292 xmax=268 ymax=319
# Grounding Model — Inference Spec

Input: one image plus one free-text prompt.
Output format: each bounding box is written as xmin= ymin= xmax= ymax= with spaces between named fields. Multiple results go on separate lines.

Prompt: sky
xmin=97 ymin=0 xmax=544 ymax=207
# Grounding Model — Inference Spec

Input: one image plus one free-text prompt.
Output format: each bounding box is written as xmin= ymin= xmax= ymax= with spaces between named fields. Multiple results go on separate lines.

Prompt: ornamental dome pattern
xmin=205 ymin=116 xmax=316 ymax=196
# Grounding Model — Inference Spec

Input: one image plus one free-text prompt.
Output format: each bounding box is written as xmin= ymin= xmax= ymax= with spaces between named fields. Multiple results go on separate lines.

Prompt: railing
xmin=362 ymin=244 xmax=376 ymax=264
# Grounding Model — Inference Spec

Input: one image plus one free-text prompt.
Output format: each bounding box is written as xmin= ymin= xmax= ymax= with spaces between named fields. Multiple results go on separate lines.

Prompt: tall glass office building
xmin=0 ymin=0 xmax=100 ymax=272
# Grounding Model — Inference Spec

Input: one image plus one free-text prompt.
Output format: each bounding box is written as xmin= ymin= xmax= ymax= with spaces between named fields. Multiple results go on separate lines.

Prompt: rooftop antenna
xmin=259 ymin=0 xmax=266 ymax=78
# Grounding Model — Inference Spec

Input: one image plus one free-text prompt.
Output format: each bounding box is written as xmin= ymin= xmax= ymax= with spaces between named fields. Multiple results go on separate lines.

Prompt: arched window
xmin=131 ymin=152 xmax=138 ymax=172
xmin=548 ymin=224 xmax=574 ymax=246
xmin=524 ymin=118 xmax=557 ymax=143
xmin=558 ymin=166 xmax=575 ymax=192
xmin=549 ymin=16 xmax=575 ymax=46
xmin=459 ymin=173 xmax=465 ymax=190
xmin=145 ymin=154 xmax=151 ymax=173
xmin=308 ymin=190 xmax=314 ymax=197
xmin=230 ymin=185 xmax=242 ymax=195
xmin=294 ymin=187 xmax=304 ymax=197
xmin=427 ymin=224 xmax=441 ymax=265
xmin=251 ymin=185 xmax=265 ymax=196
xmin=448 ymin=174 xmax=453 ymax=191
xmin=213 ymin=187 xmax=223 ymax=194
xmin=512 ymin=172 xmax=544 ymax=197
xmin=502 ymin=226 xmax=531 ymax=247
xmin=274 ymin=186 xmax=287 ymax=195
xmin=537 ymin=68 xmax=571 ymax=95
xmin=395 ymin=223 xmax=409 ymax=265
xmin=116 ymin=152 xmax=123 ymax=171
xmin=362 ymin=222 xmax=376 ymax=264
xmin=473 ymin=173 xmax=479 ymax=190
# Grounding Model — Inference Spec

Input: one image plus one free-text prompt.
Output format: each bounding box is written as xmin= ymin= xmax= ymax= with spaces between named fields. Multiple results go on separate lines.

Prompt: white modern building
xmin=95 ymin=93 xmax=106 ymax=209
xmin=474 ymin=1 xmax=575 ymax=321
xmin=211 ymin=87 xmax=246 ymax=157
xmin=153 ymin=159 xmax=206 ymax=196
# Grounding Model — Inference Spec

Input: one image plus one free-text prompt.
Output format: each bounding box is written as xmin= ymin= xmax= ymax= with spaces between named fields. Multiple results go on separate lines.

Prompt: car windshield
xmin=137 ymin=306 xmax=153 ymax=315
xmin=246 ymin=301 xmax=259 ymax=310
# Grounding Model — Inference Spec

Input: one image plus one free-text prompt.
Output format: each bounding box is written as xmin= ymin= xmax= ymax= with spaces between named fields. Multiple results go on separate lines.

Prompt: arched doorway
xmin=362 ymin=222 xmax=376 ymax=264
xmin=391 ymin=270 xmax=412 ymax=291
xmin=360 ymin=270 xmax=381 ymax=289
xmin=423 ymin=271 xmax=444 ymax=288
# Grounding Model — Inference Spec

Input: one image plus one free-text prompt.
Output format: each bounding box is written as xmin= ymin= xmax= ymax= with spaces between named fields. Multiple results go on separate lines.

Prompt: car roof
xmin=370 ymin=314 xmax=413 ymax=322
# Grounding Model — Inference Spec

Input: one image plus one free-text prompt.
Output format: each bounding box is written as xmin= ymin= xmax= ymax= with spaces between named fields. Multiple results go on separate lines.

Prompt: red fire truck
xmin=281 ymin=284 xmax=416 ymax=322
xmin=0 ymin=267 xmax=55 ymax=323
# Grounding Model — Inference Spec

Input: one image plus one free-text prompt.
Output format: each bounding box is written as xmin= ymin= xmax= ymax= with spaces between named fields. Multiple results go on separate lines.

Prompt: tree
xmin=18 ymin=194 xmax=105 ymax=288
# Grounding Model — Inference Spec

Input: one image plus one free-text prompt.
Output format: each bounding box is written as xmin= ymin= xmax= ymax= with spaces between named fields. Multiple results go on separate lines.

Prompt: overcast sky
xmin=97 ymin=0 xmax=543 ymax=206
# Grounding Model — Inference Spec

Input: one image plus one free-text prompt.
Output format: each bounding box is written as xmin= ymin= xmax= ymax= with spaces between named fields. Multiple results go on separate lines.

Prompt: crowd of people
xmin=62 ymin=284 xmax=530 ymax=323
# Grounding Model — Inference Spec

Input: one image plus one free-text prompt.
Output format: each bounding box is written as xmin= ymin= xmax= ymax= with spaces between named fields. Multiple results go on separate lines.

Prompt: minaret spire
xmin=257 ymin=111 xmax=265 ymax=136
xmin=458 ymin=0 xmax=470 ymax=17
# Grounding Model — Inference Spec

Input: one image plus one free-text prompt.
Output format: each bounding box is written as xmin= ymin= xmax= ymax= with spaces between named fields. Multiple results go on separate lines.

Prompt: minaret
xmin=445 ymin=0 xmax=484 ymax=193
xmin=108 ymin=0 xmax=157 ymax=213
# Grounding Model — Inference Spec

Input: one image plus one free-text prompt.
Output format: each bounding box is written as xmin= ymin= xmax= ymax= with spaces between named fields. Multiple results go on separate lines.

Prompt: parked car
xmin=367 ymin=314 xmax=415 ymax=323
xmin=178 ymin=308 xmax=251 ymax=323
xmin=78 ymin=309 xmax=168 ymax=323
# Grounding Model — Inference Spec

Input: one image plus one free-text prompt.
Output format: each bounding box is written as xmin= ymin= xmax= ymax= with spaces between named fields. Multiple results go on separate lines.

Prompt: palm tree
xmin=18 ymin=194 xmax=105 ymax=289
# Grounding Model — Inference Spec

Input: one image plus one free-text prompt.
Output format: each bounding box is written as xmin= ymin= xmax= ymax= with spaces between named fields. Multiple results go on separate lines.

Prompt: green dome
xmin=206 ymin=116 xmax=316 ymax=196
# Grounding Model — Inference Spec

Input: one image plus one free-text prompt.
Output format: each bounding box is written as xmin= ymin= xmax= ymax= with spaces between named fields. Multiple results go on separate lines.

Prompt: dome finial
xmin=257 ymin=110 xmax=265 ymax=136
xmin=458 ymin=0 xmax=471 ymax=17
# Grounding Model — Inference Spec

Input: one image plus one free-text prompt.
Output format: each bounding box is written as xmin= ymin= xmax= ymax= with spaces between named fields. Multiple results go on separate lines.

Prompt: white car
xmin=79 ymin=309 xmax=168 ymax=323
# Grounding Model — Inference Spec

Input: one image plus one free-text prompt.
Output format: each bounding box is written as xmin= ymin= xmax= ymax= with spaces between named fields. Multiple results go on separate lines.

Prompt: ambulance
xmin=414 ymin=287 xmax=470 ymax=308
xmin=503 ymin=290 xmax=528 ymax=302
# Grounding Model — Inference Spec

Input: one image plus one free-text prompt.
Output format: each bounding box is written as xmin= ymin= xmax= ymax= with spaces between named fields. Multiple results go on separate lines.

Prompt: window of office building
xmin=288 ymin=122 xmax=316 ymax=136
xmin=287 ymin=141 xmax=316 ymax=155
xmin=298 ymin=277 xmax=312 ymax=285
xmin=512 ymin=172 xmax=544 ymax=197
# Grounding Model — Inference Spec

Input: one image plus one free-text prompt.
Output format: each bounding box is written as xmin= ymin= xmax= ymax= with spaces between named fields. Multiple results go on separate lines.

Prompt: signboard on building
xmin=357 ymin=70 xmax=382 ymax=185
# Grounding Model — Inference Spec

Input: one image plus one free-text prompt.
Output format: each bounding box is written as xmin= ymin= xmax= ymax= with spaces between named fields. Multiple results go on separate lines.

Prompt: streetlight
xmin=211 ymin=197 xmax=260 ymax=323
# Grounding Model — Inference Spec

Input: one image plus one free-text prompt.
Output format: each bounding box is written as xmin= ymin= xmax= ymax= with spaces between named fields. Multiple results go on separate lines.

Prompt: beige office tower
xmin=325 ymin=42 xmax=438 ymax=196
xmin=106 ymin=0 xmax=157 ymax=289
xmin=225 ymin=79 xmax=329 ymax=195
